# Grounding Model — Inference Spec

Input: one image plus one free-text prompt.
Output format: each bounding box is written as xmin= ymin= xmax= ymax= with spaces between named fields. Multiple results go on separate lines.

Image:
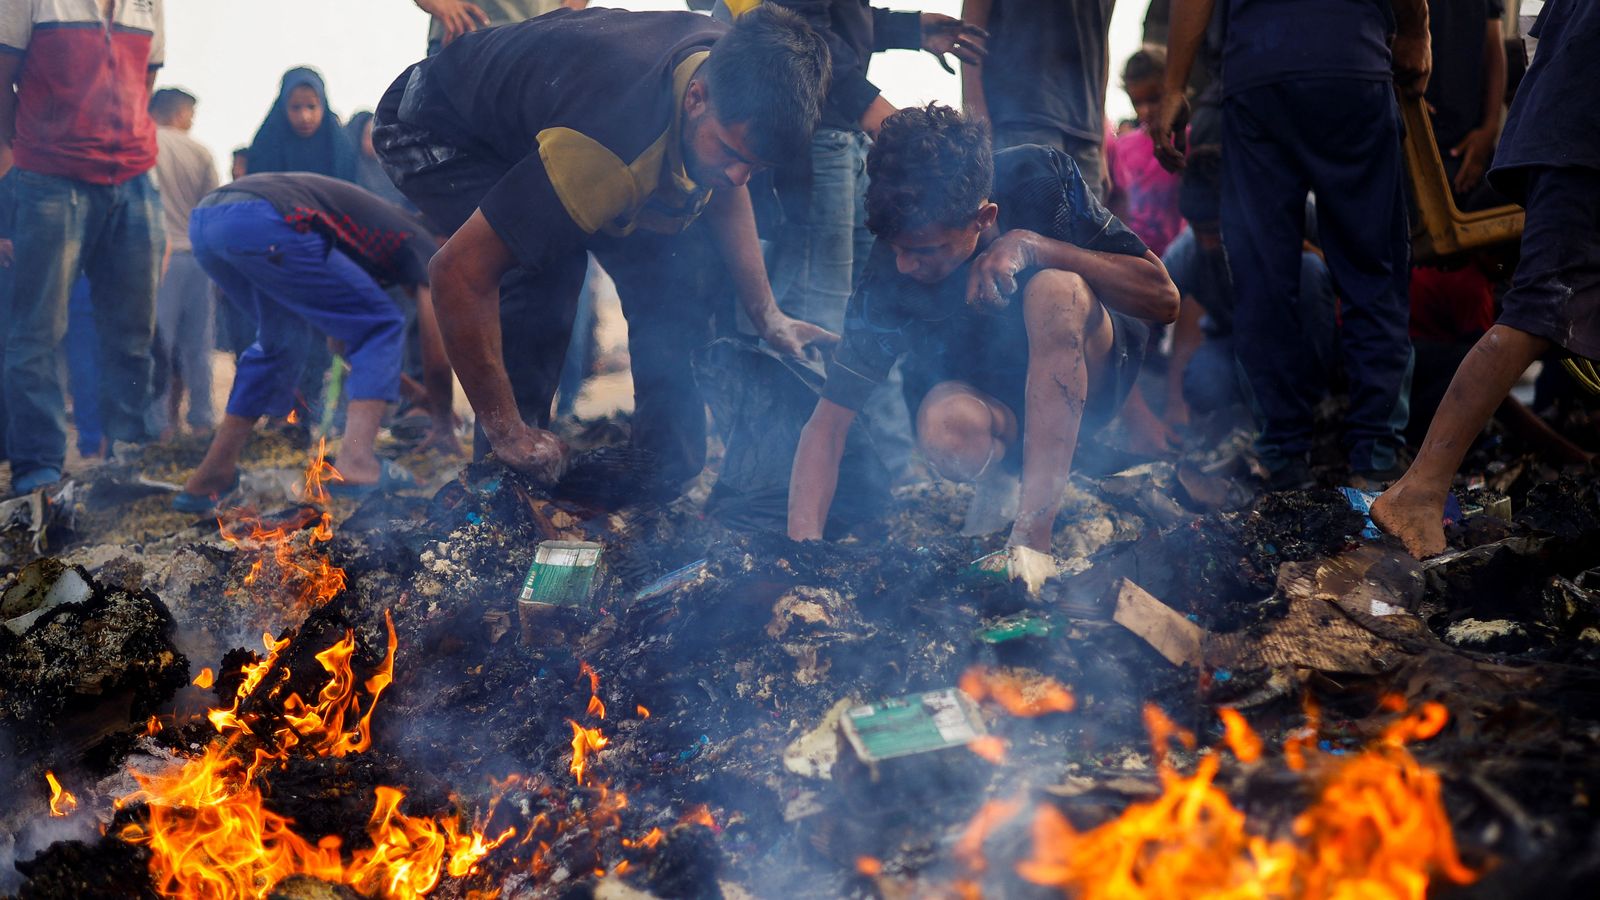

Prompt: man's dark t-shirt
xmin=981 ymin=0 xmax=1115 ymax=144
xmin=822 ymin=146 xmax=1149 ymax=425
xmin=1222 ymin=0 xmax=1394 ymax=96
xmin=1490 ymin=0 xmax=1600 ymax=202
xmin=211 ymin=173 xmax=438 ymax=288
xmin=769 ymin=0 xmax=923 ymax=132
xmin=380 ymin=8 xmax=722 ymax=268
xmin=1426 ymin=0 xmax=1503 ymax=152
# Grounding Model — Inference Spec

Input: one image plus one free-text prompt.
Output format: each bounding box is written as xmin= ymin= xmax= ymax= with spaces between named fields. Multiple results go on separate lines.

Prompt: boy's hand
xmin=921 ymin=14 xmax=987 ymax=68
xmin=489 ymin=422 xmax=570 ymax=484
xmin=760 ymin=312 xmax=840 ymax=359
xmin=967 ymin=230 xmax=1036 ymax=311
xmin=416 ymin=0 xmax=490 ymax=46
xmin=1151 ymin=92 xmax=1190 ymax=172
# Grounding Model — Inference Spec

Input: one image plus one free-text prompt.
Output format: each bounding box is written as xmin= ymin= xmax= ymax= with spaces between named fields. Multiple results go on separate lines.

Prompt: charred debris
xmin=2 ymin=420 xmax=1600 ymax=899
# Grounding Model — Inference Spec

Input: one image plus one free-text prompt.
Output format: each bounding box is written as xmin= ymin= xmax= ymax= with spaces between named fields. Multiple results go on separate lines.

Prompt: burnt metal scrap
xmin=1 ymin=442 xmax=1600 ymax=897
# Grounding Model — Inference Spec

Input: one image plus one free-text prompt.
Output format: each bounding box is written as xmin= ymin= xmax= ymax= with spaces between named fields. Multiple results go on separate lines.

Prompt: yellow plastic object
xmin=1399 ymin=94 xmax=1524 ymax=262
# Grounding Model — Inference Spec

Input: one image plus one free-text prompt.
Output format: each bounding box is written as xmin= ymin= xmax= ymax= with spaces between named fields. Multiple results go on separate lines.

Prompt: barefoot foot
xmin=1370 ymin=481 xmax=1449 ymax=559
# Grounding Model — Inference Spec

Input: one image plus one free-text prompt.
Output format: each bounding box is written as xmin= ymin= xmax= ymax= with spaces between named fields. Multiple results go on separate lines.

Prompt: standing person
xmin=961 ymin=0 xmax=1117 ymax=199
xmin=373 ymin=6 xmax=833 ymax=490
xmin=0 ymin=0 xmax=166 ymax=495
xmin=175 ymin=174 xmax=455 ymax=512
xmin=1426 ymin=0 xmax=1505 ymax=206
xmin=150 ymin=88 xmax=220 ymax=439
xmin=757 ymin=0 xmax=985 ymax=477
xmin=1373 ymin=0 xmax=1600 ymax=558
xmin=1152 ymin=0 xmax=1431 ymax=490
xmin=246 ymin=67 xmax=360 ymax=430
xmin=1105 ymin=49 xmax=1184 ymax=258
xmin=787 ymin=105 xmax=1178 ymax=551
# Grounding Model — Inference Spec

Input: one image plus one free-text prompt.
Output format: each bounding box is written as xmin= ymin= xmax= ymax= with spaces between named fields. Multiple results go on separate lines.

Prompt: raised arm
xmin=788 ymin=398 xmax=858 ymax=541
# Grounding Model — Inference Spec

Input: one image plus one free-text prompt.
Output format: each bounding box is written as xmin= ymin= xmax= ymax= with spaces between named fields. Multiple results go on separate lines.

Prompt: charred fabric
xmin=3 ymin=429 xmax=1600 ymax=899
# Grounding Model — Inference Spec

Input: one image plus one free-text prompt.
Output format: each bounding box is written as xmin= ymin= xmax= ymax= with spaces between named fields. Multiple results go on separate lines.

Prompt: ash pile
xmin=3 ymin=427 xmax=1600 ymax=898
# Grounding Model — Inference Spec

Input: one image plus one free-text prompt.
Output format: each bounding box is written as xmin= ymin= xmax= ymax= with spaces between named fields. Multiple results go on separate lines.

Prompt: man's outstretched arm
xmin=703 ymin=185 xmax=839 ymax=357
xmin=788 ymin=398 xmax=858 ymax=540
xmin=428 ymin=210 xmax=567 ymax=479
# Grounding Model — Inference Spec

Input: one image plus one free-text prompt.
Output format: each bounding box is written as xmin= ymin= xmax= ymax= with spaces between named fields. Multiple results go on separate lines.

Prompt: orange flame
xmin=569 ymin=721 xmax=610 ymax=787
xmin=636 ymin=704 xmax=651 ymax=719
xmin=286 ymin=409 xmax=299 ymax=425
xmin=587 ymin=695 xmax=607 ymax=720
xmin=959 ymin=666 xmax=1075 ymax=717
xmin=302 ymin=438 xmax=344 ymax=504
xmin=968 ymin=735 xmax=1008 ymax=764
xmin=623 ymin=827 xmax=665 ymax=851
xmin=955 ymin=797 xmax=1025 ymax=873
xmin=193 ymin=667 xmax=215 ymax=689
xmin=678 ymin=804 xmax=717 ymax=830
xmin=45 ymin=772 xmax=77 ymax=817
xmin=1219 ymin=708 xmax=1262 ymax=764
xmin=145 ymin=715 xmax=163 ymax=737
xmin=857 ymin=856 xmax=883 ymax=876
xmin=1013 ymin=703 xmax=1479 ymax=899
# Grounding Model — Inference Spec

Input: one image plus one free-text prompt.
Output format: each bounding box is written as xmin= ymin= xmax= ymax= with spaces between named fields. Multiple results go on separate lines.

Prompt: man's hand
xmin=488 ymin=422 xmax=570 ymax=483
xmin=1392 ymin=30 xmax=1432 ymax=98
xmin=1150 ymin=92 xmax=1191 ymax=173
xmin=921 ymin=13 xmax=987 ymax=70
xmin=759 ymin=311 xmax=840 ymax=359
xmin=967 ymin=230 xmax=1036 ymax=311
xmin=1451 ymin=125 xmax=1496 ymax=194
xmin=415 ymin=0 xmax=490 ymax=46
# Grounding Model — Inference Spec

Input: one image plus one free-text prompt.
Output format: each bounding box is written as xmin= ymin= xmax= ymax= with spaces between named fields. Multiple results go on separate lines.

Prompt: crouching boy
xmin=787 ymin=105 xmax=1179 ymax=551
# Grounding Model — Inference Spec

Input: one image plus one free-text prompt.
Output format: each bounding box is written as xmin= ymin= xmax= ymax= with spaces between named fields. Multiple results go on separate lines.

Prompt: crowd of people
xmin=0 ymin=0 xmax=1594 ymax=562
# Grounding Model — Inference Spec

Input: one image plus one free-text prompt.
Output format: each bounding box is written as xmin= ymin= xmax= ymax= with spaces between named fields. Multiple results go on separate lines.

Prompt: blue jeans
xmin=1184 ymin=251 xmax=1338 ymax=418
xmin=148 ymin=250 xmax=218 ymax=433
xmin=1222 ymin=79 xmax=1413 ymax=471
xmin=768 ymin=128 xmax=914 ymax=473
xmin=66 ymin=275 xmax=105 ymax=456
xmin=5 ymin=168 xmax=161 ymax=479
xmin=189 ymin=199 xmax=405 ymax=419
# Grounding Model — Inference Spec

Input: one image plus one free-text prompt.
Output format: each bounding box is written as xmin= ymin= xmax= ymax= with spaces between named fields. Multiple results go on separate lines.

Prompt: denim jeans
xmin=66 ymin=275 xmax=105 ymax=456
xmin=768 ymin=128 xmax=915 ymax=473
xmin=5 ymin=168 xmax=161 ymax=479
xmin=150 ymin=250 xmax=218 ymax=433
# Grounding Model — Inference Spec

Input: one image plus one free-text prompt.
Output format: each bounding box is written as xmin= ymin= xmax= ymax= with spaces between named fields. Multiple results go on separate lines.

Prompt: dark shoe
xmin=173 ymin=470 xmax=241 ymax=514
xmin=1265 ymin=458 xmax=1315 ymax=492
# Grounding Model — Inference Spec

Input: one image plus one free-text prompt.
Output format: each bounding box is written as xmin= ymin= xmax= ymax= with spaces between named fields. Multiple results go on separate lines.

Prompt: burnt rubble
xmin=1 ymin=431 xmax=1600 ymax=898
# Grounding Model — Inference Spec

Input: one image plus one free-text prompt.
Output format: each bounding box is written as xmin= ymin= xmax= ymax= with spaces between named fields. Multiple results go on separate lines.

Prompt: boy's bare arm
xmin=788 ymin=399 xmax=857 ymax=541
xmin=968 ymin=230 xmax=1180 ymax=324
xmin=1151 ymin=0 xmax=1215 ymax=170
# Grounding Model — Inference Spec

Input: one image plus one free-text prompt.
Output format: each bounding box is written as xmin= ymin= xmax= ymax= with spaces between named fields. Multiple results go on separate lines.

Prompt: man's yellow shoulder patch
xmin=537 ymin=127 xmax=640 ymax=235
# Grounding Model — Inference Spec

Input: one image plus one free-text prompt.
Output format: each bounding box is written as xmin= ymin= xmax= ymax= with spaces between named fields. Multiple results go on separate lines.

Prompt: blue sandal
xmin=173 ymin=470 xmax=241 ymax=514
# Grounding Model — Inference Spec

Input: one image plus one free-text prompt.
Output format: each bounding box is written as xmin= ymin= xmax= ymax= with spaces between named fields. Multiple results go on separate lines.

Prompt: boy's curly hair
xmin=865 ymin=104 xmax=993 ymax=239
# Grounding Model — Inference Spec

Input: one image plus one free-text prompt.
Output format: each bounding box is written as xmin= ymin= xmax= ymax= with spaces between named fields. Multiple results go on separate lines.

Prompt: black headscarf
xmin=248 ymin=67 xmax=358 ymax=182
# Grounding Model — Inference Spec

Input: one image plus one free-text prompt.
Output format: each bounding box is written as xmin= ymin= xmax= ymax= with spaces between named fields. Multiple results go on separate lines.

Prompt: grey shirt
xmin=981 ymin=0 xmax=1115 ymax=144
xmin=154 ymin=127 xmax=218 ymax=253
xmin=426 ymin=0 xmax=565 ymax=47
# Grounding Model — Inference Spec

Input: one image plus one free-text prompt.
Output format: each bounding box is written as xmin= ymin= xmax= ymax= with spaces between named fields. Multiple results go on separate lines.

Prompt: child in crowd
xmin=1106 ymin=48 xmax=1184 ymax=257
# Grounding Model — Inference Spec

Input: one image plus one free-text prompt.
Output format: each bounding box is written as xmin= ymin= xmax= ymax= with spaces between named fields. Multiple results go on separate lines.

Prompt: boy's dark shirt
xmin=821 ymin=145 xmax=1148 ymax=413
xmin=981 ymin=0 xmax=1115 ymax=144
xmin=770 ymin=0 xmax=922 ymax=132
xmin=1221 ymin=0 xmax=1393 ymax=97
xmin=388 ymin=8 xmax=723 ymax=267
xmin=213 ymin=173 xmax=438 ymax=288
xmin=1426 ymin=0 xmax=1503 ymax=152
xmin=1490 ymin=0 xmax=1600 ymax=202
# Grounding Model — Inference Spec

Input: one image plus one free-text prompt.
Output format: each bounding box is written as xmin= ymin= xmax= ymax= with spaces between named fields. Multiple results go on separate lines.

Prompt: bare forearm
xmin=1024 ymin=235 xmax=1179 ymax=323
xmin=788 ymin=407 xmax=852 ymax=540
xmin=1163 ymin=0 xmax=1215 ymax=95
xmin=706 ymin=186 xmax=782 ymax=330
xmin=960 ymin=0 xmax=991 ymax=117
xmin=1391 ymin=0 xmax=1428 ymax=35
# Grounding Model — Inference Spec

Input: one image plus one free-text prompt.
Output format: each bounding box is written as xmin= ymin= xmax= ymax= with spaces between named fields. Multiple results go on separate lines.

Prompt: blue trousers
xmin=1222 ymin=79 xmax=1414 ymax=471
xmin=5 ymin=169 xmax=161 ymax=478
xmin=188 ymin=200 xmax=405 ymax=419
xmin=66 ymin=275 xmax=105 ymax=456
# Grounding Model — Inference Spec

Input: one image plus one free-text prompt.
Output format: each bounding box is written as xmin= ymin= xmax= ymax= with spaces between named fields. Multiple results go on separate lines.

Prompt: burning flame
xmin=678 ymin=804 xmax=717 ymax=830
xmin=45 ymin=772 xmax=77 ymax=817
xmin=587 ymin=695 xmax=607 ymax=720
xmin=636 ymin=704 xmax=651 ymax=719
xmin=1011 ymin=702 xmax=1478 ymax=899
xmin=302 ymin=437 xmax=344 ymax=503
xmin=569 ymin=721 xmax=610 ymax=787
xmin=857 ymin=856 xmax=883 ymax=876
xmin=959 ymin=666 xmax=1076 ymax=717
xmin=193 ymin=667 xmax=215 ymax=689
xmin=968 ymin=735 xmax=1008 ymax=764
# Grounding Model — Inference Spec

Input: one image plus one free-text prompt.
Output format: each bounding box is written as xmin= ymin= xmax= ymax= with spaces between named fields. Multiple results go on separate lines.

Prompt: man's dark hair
xmin=149 ymin=87 xmax=197 ymax=121
xmin=1121 ymin=48 xmax=1166 ymax=87
xmin=1178 ymin=144 xmax=1223 ymax=226
xmin=705 ymin=4 xmax=830 ymax=163
xmin=865 ymin=104 xmax=993 ymax=239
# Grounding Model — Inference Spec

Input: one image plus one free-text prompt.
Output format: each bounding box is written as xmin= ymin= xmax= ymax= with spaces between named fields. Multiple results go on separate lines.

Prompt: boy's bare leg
xmin=1372 ymin=324 xmax=1550 ymax=557
xmin=916 ymin=382 xmax=1019 ymax=480
xmin=1011 ymin=270 xmax=1114 ymax=551
xmin=183 ymin=414 xmax=257 ymax=496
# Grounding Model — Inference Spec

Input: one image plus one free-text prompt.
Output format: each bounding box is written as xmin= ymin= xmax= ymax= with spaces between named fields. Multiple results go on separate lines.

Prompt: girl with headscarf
xmin=247 ymin=67 xmax=358 ymax=181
